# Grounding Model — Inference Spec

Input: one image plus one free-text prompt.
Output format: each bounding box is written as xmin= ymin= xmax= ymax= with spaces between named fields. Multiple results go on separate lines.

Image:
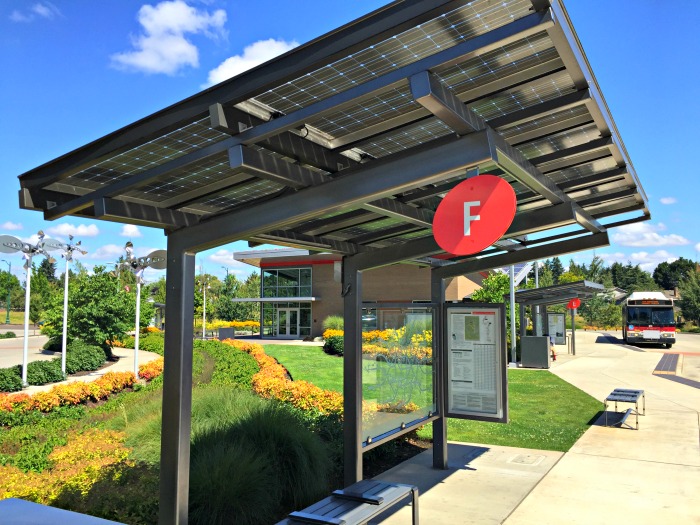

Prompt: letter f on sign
xmin=463 ymin=201 xmax=481 ymax=236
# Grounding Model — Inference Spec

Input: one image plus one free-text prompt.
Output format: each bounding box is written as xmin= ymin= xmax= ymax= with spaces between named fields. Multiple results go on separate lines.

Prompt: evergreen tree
xmin=678 ymin=269 xmax=700 ymax=325
xmin=653 ymin=257 xmax=695 ymax=290
xmin=38 ymin=257 xmax=58 ymax=283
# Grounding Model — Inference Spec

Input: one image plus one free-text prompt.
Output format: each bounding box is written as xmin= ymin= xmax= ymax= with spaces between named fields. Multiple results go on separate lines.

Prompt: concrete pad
xmin=372 ymin=442 xmax=563 ymax=525
xmin=504 ymin=453 xmax=700 ymax=525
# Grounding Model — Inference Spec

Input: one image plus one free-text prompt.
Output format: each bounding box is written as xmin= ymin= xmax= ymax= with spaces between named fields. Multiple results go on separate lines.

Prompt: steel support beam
xmin=167 ymin=132 xmax=493 ymax=253
xmin=531 ymin=137 xmax=613 ymax=167
xmin=159 ymin=239 xmax=196 ymax=525
xmin=410 ymin=71 xmax=485 ymax=135
xmin=431 ymin=273 xmax=448 ymax=469
xmin=93 ymin=198 xmax=201 ymax=230
xmin=361 ymin=198 xmax=434 ymax=228
xmin=433 ymin=232 xmax=610 ymax=279
xmin=342 ymin=257 xmax=363 ymax=486
xmin=253 ymin=230 xmax=367 ymax=254
xmin=487 ymin=89 xmax=591 ymax=130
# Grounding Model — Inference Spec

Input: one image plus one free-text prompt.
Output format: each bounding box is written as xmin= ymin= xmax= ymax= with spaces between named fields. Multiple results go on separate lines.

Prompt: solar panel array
xmin=19 ymin=0 xmax=648 ymax=260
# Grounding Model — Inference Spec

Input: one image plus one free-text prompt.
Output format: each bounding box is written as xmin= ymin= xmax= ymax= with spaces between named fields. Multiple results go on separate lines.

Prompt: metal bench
xmin=604 ymin=388 xmax=645 ymax=430
xmin=276 ymin=479 xmax=418 ymax=525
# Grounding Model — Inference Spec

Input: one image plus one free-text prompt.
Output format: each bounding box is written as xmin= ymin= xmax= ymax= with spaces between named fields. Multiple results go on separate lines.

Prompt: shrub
xmin=0 ymin=367 xmax=22 ymax=392
xmin=26 ymin=360 xmax=64 ymax=386
xmin=0 ymin=331 xmax=16 ymax=339
xmin=65 ymin=341 xmax=105 ymax=374
xmin=189 ymin=399 xmax=331 ymax=525
xmin=138 ymin=332 xmax=165 ymax=355
xmin=322 ymin=315 xmax=344 ymax=331
xmin=193 ymin=339 xmax=258 ymax=388
xmin=323 ymin=334 xmax=344 ymax=356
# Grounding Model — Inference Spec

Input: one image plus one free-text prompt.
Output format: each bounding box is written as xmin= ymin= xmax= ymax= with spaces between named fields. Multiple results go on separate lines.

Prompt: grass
xmin=264 ymin=345 xmax=343 ymax=393
xmin=0 ymin=310 xmax=27 ymax=325
xmin=265 ymin=344 xmax=602 ymax=452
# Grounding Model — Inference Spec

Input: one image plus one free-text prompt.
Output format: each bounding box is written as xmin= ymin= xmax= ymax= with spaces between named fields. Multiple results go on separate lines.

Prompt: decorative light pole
xmin=0 ymin=231 xmax=62 ymax=386
xmin=58 ymin=236 xmax=87 ymax=375
xmin=122 ymin=242 xmax=167 ymax=378
xmin=202 ymin=279 xmax=210 ymax=340
xmin=1 ymin=259 xmax=10 ymax=324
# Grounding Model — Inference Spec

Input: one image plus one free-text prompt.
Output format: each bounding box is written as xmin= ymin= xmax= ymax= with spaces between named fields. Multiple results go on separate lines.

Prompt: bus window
xmin=651 ymin=309 xmax=674 ymax=325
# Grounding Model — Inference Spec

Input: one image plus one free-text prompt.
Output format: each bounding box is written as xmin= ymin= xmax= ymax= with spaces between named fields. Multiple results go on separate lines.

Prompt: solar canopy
xmin=18 ymin=0 xmax=648 ymax=263
xmin=15 ymin=1 xmax=650 ymax=523
xmin=511 ymin=279 xmax=606 ymax=306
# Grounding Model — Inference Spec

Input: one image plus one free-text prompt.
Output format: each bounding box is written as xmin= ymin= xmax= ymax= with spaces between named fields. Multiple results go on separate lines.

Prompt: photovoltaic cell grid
xmin=516 ymin=121 xmax=599 ymax=160
xmin=192 ymin=178 xmax=286 ymax=212
xmin=63 ymin=119 xmax=229 ymax=190
xmin=252 ymin=0 xmax=533 ymax=115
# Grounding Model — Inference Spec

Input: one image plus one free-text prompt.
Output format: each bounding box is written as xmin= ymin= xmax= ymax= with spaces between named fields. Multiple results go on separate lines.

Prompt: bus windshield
xmin=627 ymin=307 xmax=675 ymax=326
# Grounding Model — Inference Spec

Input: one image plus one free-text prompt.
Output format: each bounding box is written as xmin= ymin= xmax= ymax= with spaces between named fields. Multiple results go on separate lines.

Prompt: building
xmin=234 ymin=249 xmax=482 ymax=339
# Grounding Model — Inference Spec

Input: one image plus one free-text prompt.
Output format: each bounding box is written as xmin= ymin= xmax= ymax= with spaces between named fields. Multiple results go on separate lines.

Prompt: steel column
xmin=158 ymin=237 xmax=196 ymax=525
xmin=342 ymin=257 xmax=363 ymax=486
xmin=431 ymin=273 xmax=448 ymax=469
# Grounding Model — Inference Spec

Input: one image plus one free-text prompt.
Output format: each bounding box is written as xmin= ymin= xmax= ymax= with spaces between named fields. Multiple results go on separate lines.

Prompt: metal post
xmin=342 ymin=257 xmax=363 ymax=486
xmin=61 ymin=257 xmax=69 ymax=375
xmin=431 ymin=272 xmax=447 ymax=469
xmin=134 ymin=280 xmax=141 ymax=378
xmin=534 ymin=260 xmax=539 ymax=336
xmin=21 ymin=257 xmax=31 ymax=387
xmin=159 ymin=238 xmax=195 ymax=525
xmin=509 ymin=265 xmax=517 ymax=364
xmin=519 ymin=303 xmax=526 ymax=337
xmin=202 ymin=283 xmax=206 ymax=340
xmin=571 ymin=307 xmax=576 ymax=356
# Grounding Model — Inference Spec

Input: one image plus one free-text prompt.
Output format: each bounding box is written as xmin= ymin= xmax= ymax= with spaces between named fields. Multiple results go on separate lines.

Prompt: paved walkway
xmin=373 ymin=330 xmax=700 ymax=525
xmin=0 ymin=334 xmax=161 ymax=395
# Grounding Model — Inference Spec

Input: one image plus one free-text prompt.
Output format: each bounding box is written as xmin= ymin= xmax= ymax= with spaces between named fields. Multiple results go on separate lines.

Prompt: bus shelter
xmin=511 ymin=280 xmax=606 ymax=354
xmin=16 ymin=1 xmax=649 ymax=523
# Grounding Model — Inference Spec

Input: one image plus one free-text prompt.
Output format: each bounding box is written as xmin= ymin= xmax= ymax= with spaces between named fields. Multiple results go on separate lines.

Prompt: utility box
xmin=218 ymin=327 xmax=235 ymax=340
xmin=521 ymin=336 xmax=550 ymax=369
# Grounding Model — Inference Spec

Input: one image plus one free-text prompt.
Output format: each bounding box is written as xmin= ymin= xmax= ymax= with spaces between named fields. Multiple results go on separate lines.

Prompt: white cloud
xmin=92 ymin=244 xmax=127 ymax=261
xmin=9 ymin=2 xmax=61 ymax=22
xmin=598 ymin=250 xmax=678 ymax=273
xmin=204 ymin=38 xmax=298 ymax=87
xmin=659 ymin=197 xmax=677 ymax=205
xmin=120 ymin=224 xmax=143 ymax=238
xmin=611 ymin=222 xmax=689 ymax=247
xmin=0 ymin=222 xmax=22 ymax=231
xmin=696 ymin=242 xmax=700 ymax=254
xmin=111 ymin=0 xmax=226 ymax=75
xmin=206 ymin=249 xmax=251 ymax=276
xmin=45 ymin=223 xmax=100 ymax=238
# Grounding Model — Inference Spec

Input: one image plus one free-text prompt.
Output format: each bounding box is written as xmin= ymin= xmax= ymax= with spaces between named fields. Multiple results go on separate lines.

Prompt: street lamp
xmin=57 ymin=236 xmax=87 ymax=375
xmin=122 ymin=242 xmax=167 ymax=378
xmin=202 ymin=279 xmax=211 ymax=340
xmin=0 ymin=231 xmax=62 ymax=386
xmin=1 ymin=259 xmax=10 ymax=324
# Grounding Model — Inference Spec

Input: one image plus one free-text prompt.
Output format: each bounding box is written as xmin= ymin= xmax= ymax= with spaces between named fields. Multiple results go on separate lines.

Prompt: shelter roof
xmin=510 ymin=279 xmax=605 ymax=306
xmin=17 ymin=0 xmax=649 ymax=269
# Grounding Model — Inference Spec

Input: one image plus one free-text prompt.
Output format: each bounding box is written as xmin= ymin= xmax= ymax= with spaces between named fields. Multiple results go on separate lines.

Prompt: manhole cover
xmin=508 ymin=454 xmax=545 ymax=466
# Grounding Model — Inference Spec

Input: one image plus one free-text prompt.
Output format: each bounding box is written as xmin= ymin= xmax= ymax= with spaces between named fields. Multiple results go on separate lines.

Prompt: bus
xmin=622 ymin=291 xmax=676 ymax=348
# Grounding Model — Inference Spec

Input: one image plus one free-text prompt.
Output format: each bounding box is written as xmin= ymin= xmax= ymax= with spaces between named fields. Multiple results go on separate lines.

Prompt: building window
xmin=261 ymin=268 xmax=312 ymax=298
xmin=260 ymin=268 xmax=313 ymax=338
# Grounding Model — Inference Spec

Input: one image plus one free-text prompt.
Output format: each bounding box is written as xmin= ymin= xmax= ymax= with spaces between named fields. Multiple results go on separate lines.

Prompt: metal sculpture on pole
xmin=0 ymin=231 xmax=62 ymax=386
xmin=122 ymin=242 xmax=167 ymax=378
xmin=57 ymin=236 xmax=87 ymax=375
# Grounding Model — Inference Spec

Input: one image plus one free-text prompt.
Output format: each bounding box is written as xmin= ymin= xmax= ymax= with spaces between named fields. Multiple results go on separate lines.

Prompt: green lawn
xmin=264 ymin=344 xmax=601 ymax=452
xmin=0 ymin=310 xmax=27 ymax=325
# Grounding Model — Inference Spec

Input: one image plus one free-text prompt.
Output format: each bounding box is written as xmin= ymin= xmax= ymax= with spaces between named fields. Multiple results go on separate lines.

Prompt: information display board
xmin=445 ymin=303 xmax=507 ymax=423
xmin=547 ymin=312 xmax=566 ymax=345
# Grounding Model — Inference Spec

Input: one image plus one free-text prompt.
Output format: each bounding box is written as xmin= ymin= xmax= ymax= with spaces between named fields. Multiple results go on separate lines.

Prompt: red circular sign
xmin=433 ymin=175 xmax=516 ymax=255
xmin=567 ymin=298 xmax=581 ymax=310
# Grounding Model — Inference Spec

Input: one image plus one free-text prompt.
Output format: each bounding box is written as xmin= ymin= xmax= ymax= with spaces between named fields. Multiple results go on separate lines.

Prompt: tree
xmin=38 ymin=257 xmax=58 ymax=284
xmin=471 ymin=271 xmax=519 ymax=341
xmin=42 ymin=266 xmax=153 ymax=357
xmin=0 ymin=269 xmax=22 ymax=313
xmin=678 ymin=269 xmax=700 ymax=325
xmin=544 ymin=257 xmax=564 ymax=284
xmin=653 ymin=257 xmax=695 ymax=290
xmin=610 ymin=262 xmax=657 ymax=292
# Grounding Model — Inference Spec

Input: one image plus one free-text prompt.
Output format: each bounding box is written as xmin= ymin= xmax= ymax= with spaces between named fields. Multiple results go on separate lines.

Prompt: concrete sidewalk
xmin=373 ymin=330 xmax=700 ymax=525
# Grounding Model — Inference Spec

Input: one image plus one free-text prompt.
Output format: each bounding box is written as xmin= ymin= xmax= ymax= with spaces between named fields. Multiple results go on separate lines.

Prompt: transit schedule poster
xmin=446 ymin=305 xmax=507 ymax=422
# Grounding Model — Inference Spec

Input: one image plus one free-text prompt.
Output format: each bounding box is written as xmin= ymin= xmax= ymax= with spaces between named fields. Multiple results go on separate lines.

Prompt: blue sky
xmin=1 ymin=1 xmax=698 ymax=284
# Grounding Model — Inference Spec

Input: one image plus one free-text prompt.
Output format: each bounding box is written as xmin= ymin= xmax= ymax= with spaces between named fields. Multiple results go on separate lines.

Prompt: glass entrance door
xmin=277 ymin=308 xmax=300 ymax=338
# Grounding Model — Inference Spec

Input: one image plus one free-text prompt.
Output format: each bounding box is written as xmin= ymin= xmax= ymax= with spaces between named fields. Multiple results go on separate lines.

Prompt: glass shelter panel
xmin=361 ymin=305 xmax=436 ymax=446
